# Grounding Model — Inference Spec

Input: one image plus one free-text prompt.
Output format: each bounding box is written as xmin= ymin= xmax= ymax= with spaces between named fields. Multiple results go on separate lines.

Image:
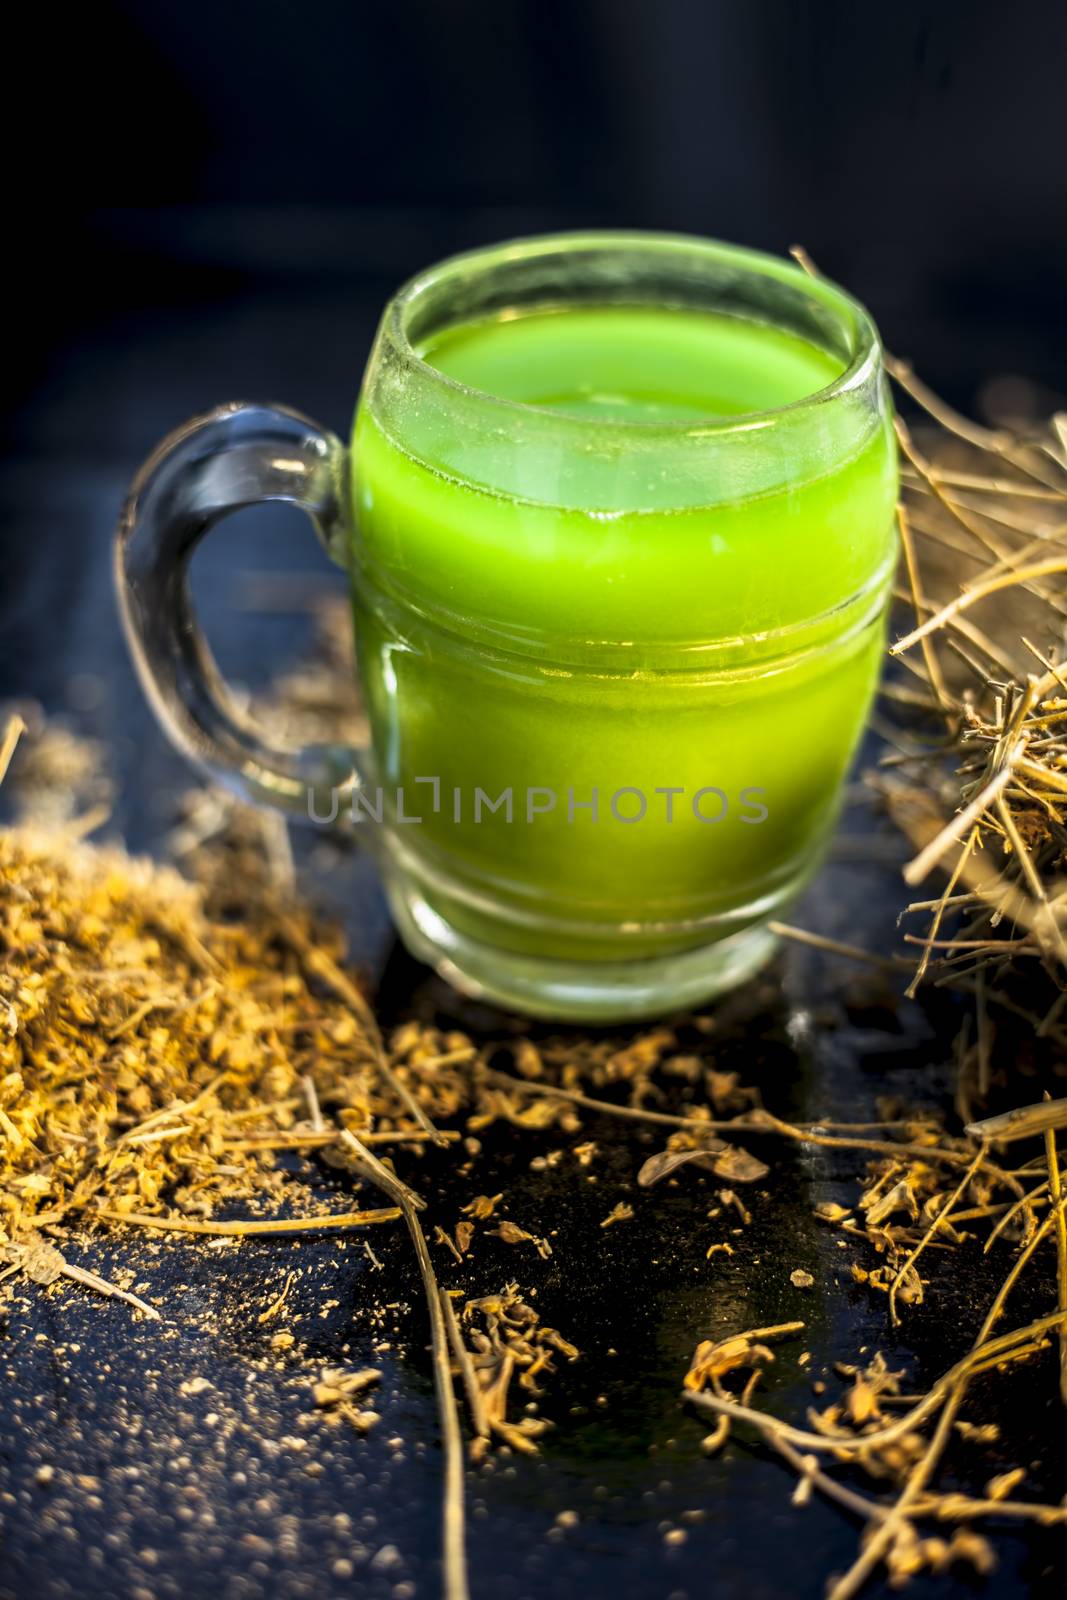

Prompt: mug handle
xmin=115 ymin=402 xmax=371 ymax=823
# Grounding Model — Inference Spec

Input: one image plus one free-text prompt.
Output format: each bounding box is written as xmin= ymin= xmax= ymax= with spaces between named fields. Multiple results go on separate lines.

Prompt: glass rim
xmin=382 ymin=229 xmax=883 ymax=439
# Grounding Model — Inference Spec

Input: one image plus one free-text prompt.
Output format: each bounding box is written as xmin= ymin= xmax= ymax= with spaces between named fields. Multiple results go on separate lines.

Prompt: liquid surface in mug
xmin=419 ymin=304 xmax=843 ymax=421
xmin=350 ymin=301 xmax=897 ymax=962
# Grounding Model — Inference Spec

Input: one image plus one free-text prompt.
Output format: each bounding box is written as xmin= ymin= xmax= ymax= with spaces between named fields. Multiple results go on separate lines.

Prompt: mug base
xmin=385 ymin=881 xmax=780 ymax=1022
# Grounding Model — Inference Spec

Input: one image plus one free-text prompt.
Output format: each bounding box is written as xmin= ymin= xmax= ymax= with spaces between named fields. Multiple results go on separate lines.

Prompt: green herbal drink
xmin=350 ymin=295 xmax=897 ymax=973
xmin=117 ymin=232 xmax=897 ymax=1021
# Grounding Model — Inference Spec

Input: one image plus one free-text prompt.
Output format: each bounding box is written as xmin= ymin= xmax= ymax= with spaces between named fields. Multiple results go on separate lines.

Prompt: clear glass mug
xmin=116 ymin=233 xmax=898 ymax=1022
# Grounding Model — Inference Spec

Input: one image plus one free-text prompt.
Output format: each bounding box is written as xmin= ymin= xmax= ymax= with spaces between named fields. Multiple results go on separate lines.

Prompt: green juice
xmin=350 ymin=304 xmax=897 ymax=964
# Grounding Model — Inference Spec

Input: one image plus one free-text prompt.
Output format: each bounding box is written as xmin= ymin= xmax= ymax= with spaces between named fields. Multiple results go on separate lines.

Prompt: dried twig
xmin=1043 ymin=1099 xmax=1067 ymax=1405
xmin=887 ymin=1143 xmax=989 ymax=1324
xmin=94 ymin=1207 xmax=403 ymax=1236
xmin=276 ymin=913 xmax=446 ymax=1146
xmin=337 ymin=1132 xmax=469 ymax=1600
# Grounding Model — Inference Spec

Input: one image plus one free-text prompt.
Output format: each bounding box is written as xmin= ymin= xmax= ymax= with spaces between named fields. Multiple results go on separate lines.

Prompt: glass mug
xmin=116 ymin=233 xmax=898 ymax=1022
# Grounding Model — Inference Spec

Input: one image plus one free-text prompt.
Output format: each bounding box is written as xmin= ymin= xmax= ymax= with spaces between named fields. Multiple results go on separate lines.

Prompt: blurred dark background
xmin=8 ymin=0 xmax=1067 ymax=422
xmin=2 ymin=0 xmax=1066 ymax=809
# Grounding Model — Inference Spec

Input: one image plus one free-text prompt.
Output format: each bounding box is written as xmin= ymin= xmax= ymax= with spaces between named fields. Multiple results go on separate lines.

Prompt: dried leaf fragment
xmin=716 ymin=1188 xmax=753 ymax=1225
xmin=488 ymin=1221 xmax=552 ymax=1259
xmin=457 ymin=1283 xmax=576 ymax=1456
xmin=637 ymin=1140 xmax=768 ymax=1188
xmin=984 ymin=1467 xmax=1025 ymax=1501
xmin=864 ymin=1177 xmax=920 ymax=1227
xmin=10 ymin=1236 xmax=65 ymax=1285
xmin=956 ymin=1421 xmax=1000 ymax=1445
xmin=637 ymin=1146 xmax=722 ymax=1187
xmin=814 ymin=1201 xmax=851 ymax=1224
xmin=684 ymin=1321 xmax=804 ymax=1392
xmin=314 ymin=1367 xmax=382 ymax=1408
xmin=712 ymin=1145 xmax=770 ymax=1184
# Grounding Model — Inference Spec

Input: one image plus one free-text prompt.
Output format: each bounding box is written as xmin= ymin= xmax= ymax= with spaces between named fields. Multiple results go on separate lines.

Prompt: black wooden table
xmin=0 ymin=260 xmax=1059 ymax=1600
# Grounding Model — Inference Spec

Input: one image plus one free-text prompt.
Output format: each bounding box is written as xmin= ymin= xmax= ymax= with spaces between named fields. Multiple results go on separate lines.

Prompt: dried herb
xmin=456 ymin=1283 xmax=579 ymax=1461
xmin=487 ymin=1220 xmax=553 ymax=1258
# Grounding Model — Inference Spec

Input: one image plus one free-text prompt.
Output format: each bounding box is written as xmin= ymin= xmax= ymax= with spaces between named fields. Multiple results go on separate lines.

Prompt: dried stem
xmin=0 ymin=715 xmax=26 ymax=786
xmin=95 ymin=1206 xmax=402 ymax=1236
xmin=890 ymin=556 xmax=1067 ymax=657
xmin=482 ymin=1069 xmax=1024 ymax=1190
xmin=896 ymin=502 xmax=950 ymax=709
xmin=902 ymin=761 xmax=1015 ymax=886
xmin=828 ymin=1192 xmax=1067 ymax=1600
xmin=767 ymin=920 xmax=912 ymax=970
xmin=440 ymin=1287 xmax=490 ymax=1446
xmin=339 ymin=1129 xmax=426 ymax=1213
xmin=686 ymin=1308 xmax=1067 ymax=1458
xmin=59 ymin=1261 xmax=160 ymax=1320
xmin=904 ymin=828 xmax=978 ymax=996
xmin=276 ymin=913 xmax=446 ymax=1145
xmin=1043 ymin=1100 xmax=1067 ymax=1405
xmin=888 ymin=1143 xmax=988 ymax=1324
xmin=407 ymin=1210 xmax=470 ymax=1600
xmin=337 ymin=1124 xmax=469 ymax=1600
